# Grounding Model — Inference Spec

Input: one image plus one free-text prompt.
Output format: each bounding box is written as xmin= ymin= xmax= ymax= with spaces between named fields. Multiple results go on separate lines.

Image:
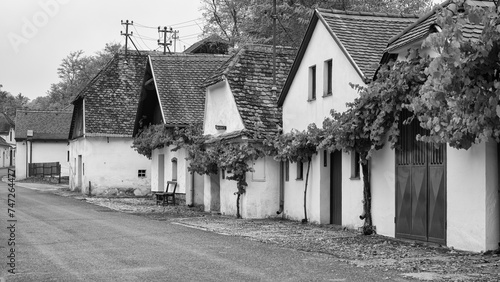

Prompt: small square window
xmin=308 ymin=65 xmax=316 ymax=101
xmin=296 ymin=161 xmax=304 ymax=180
xmin=138 ymin=169 xmax=146 ymax=178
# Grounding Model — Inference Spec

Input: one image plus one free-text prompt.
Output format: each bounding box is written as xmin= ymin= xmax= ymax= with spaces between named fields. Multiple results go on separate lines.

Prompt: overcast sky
xmin=0 ymin=0 xmax=204 ymax=101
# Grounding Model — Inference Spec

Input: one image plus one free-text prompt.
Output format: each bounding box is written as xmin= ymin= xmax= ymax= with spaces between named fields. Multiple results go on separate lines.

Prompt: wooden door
xmin=330 ymin=150 xmax=342 ymax=225
xmin=396 ymin=111 xmax=446 ymax=244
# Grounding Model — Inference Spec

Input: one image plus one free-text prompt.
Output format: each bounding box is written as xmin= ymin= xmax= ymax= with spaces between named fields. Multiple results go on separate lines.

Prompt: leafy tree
xmin=28 ymin=43 xmax=121 ymax=110
xmin=0 ymin=84 xmax=29 ymax=120
xmin=200 ymin=0 xmax=433 ymax=48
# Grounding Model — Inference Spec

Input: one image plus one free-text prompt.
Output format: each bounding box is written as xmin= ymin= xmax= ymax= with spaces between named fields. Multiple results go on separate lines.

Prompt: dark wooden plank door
xmin=330 ymin=150 xmax=342 ymax=225
xmin=396 ymin=111 xmax=446 ymax=245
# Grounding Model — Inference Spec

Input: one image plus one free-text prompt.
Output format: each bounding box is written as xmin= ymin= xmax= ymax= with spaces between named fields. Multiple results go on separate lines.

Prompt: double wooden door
xmin=396 ymin=112 xmax=446 ymax=244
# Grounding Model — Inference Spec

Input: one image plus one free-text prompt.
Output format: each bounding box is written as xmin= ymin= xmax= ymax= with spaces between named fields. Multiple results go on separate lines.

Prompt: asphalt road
xmin=0 ymin=176 xmax=412 ymax=281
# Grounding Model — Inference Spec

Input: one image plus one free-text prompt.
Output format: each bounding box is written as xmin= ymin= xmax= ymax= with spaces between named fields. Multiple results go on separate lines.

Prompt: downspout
xmin=188 ymin=171 xmax=195 ymax=207
xmin=277 ymin=161 xmax=284 ymax=215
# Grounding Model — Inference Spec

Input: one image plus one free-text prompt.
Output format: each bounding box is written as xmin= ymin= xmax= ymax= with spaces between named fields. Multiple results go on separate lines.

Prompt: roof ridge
xmin=16 ymin=109 xmax=72 ymax=113
xmin=149 ymin=53 xmax=231 ymax=58
xmin=317 ymin=7 xmax=420 ymax=19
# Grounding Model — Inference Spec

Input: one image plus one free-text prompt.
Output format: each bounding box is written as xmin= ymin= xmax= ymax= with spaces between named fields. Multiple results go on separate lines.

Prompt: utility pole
xmin=158 ymin=26 xmax=173 ymax=55
xmin=121 ymin=20 xmax=134 ymax=57
xmin=173 ymin=30 xmax=179 ymax=53
xmin=272 ymin=0 xmax=277 ymax=91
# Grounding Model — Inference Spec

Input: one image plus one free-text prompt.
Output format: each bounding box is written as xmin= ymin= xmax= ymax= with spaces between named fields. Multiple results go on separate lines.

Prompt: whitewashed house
xmin=278 ymin=9 xmax=417 ymax=226
xmin=0 ymin=113 xmax=15 ymax=167
xmin=15 ymin=110 xmax=72 ymax=179
xmin=366 ymin=0 xmax=500 ymax=252
xmin=68 ymin=53 xmax=151 ymax=195
xmin=133 ymin=53 xmax=229 ymax=206
xmin=203 ymin=45 xmax=295 ymax=218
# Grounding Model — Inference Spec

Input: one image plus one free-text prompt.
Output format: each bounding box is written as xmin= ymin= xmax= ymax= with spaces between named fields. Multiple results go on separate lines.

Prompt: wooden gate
xmin=396 ymin=111 xmax=446 ymax=244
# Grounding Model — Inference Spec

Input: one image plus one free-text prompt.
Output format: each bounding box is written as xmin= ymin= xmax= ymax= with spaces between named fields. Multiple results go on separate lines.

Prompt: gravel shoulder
xmin=52 ymin=188 xmax=500 ymax=281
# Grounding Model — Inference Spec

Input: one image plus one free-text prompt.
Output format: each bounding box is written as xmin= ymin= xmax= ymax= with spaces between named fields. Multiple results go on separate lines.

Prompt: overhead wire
xmin=132 ymin=25 xmax=153 ymax=50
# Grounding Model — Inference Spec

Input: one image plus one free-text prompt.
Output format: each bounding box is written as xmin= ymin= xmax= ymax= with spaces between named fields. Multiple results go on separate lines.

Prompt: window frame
xmin=138 ymin=169 xmax=146 ymax=178
xmin=350 ymin=151 xmax=361 ymax=180
xmin=308 ymin=65 xmax=316 ymax=101
xmin=296 ymin=161 xmax=304 ymax=180
xmin=323 ymin=59 xmax=333 ymax=97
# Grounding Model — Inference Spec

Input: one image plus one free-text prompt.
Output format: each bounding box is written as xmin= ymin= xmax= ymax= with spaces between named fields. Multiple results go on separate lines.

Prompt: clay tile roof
xmin=386 ymin=0 xmax=495 ymax=52
xmin=0 ymin=137 xmax=10 ymax=147
xmin=149 ymin=53 xmax=230 ymax=126
xmin=279 ymin=9 xmax=417 ymax=106
xmin=317 ymin=8 xmax=419 ymax=79
xmin=15 ymin=110 xmax=72 ymax=141
xmin=206 ymin=45 xmax=296 ymax=136
xmin=73 ymin=52 xmax=148 ymax=137
xmin=0 ymin=113 xmax=15 ymax=135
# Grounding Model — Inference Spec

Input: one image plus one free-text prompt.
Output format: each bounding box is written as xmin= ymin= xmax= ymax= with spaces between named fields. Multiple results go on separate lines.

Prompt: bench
xmin=155 ymin=181 xmax=178 ymax=206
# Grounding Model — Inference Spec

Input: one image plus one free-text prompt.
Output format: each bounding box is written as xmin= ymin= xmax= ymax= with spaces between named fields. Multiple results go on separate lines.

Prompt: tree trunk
xmin=236 ymin=192 xmax=241 ymax=219
xmin=361 ymin=159 xmax=374 ymax=235
xmin=302 ymin=158 xmax=311 ymax=223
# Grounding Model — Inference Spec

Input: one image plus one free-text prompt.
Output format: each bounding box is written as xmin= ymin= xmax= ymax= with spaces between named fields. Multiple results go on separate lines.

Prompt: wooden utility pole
xmin=173 ymin=30 xmax=179 ymax=53
xmin=158 ymin=26 xmax=173 ymax=55
xmin=272 ymin=0 xmax=277 ymax=89
xmin=121 ymin=20 xmax=134 ymax=56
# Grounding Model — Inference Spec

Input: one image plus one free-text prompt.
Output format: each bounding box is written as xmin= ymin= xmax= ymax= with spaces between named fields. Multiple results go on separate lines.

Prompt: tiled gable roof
xmin=387 ymin=0 xmax=495 ymax=52
xmin=206 ymin=45 xmax=296 ymax=136
xmin=15 ymin=110 xmax=72 ymax=140
xmin=0 ymin=137 xmax=10 ymax=147
xmin=279 ymin=9 xmax=417 ymax=106
xmin=318 ymin=8 xmax=418 ymax=79
xmin=0 ymin=112 xmax=15 ymax=134
xmin=73 ymin=53 xmax=148 ymax=137
xmin=149 ymin=54 xmax=230 ymax=126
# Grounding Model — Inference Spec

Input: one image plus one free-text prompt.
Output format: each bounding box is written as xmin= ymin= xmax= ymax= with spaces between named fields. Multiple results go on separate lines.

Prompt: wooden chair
xmin=155 ymin=181 xmax=178 ymax=206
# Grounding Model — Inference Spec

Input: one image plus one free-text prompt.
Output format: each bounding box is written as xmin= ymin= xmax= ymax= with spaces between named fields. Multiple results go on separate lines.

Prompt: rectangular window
xmin=350 ymin=151 xmax=360 ymax=179
xmin=296 ymin=161 xmax=304 ymax=180
xmin=138 ymin=169 xmax=146 ymax=178
xmin=324 ymin=59 xmax=333 ymax=96
xmin=308 ymin=65 xmax=316 ymax=101
xmin=67 ymin=151 xmax=69 ymax=162
xmin=285 ymin=161 xmax=289 ymax=182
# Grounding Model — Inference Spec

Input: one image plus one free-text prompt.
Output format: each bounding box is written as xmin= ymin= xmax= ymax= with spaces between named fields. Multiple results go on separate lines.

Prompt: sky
xmin=0 ymin=0 xmax=205 ymax=101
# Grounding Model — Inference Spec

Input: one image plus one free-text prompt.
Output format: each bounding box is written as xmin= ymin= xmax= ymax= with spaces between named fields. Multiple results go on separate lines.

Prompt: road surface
xmin=0 ymin=176 xmax=411 ymax=281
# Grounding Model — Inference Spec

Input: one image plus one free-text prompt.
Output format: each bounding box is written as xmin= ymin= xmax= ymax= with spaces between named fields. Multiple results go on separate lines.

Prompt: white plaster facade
xmin=15 ymin=141 xmax=69 ymax=180
xmin=0 ymin=127 xmax=15 ymax=167
xmin=280 ymin=15 xmax=364 ymax=227
xmin=149 ymin=146 xmax=205 ymax=206
xmin=203 ymin=78 xmax=281 ymax=218
xmin=68 ymin=137 xmax=150 ymax=195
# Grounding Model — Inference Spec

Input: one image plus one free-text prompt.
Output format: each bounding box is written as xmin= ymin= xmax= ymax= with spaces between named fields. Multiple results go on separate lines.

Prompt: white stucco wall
xmin=282 ymin=22 xmax=365 ymax=132
xmin=15 ymin=140 xmax=69 ymax=180
xmin=447 ymin=141 xmax=500 ymax=252
xmin=370 ymin=144 xmax=397 ymax=237
xmin=204 ymin=81 xmax=245 ymax=136
xmin=150 ymin=146 xmax=205 ymax=206
xmin=69 ymin=137 xmax=150 ymax=195
xmin=281 ymin=21 xmax=364 ymax=225
xmin=218 ymin=157 xmax=280 ymax=218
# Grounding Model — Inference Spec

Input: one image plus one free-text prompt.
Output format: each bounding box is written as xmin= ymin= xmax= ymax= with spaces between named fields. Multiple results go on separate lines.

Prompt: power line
xmin=133 ymin=25 xmax=153 ymax=50
xmin=134 ymin=18 xmax=202 ymax=29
